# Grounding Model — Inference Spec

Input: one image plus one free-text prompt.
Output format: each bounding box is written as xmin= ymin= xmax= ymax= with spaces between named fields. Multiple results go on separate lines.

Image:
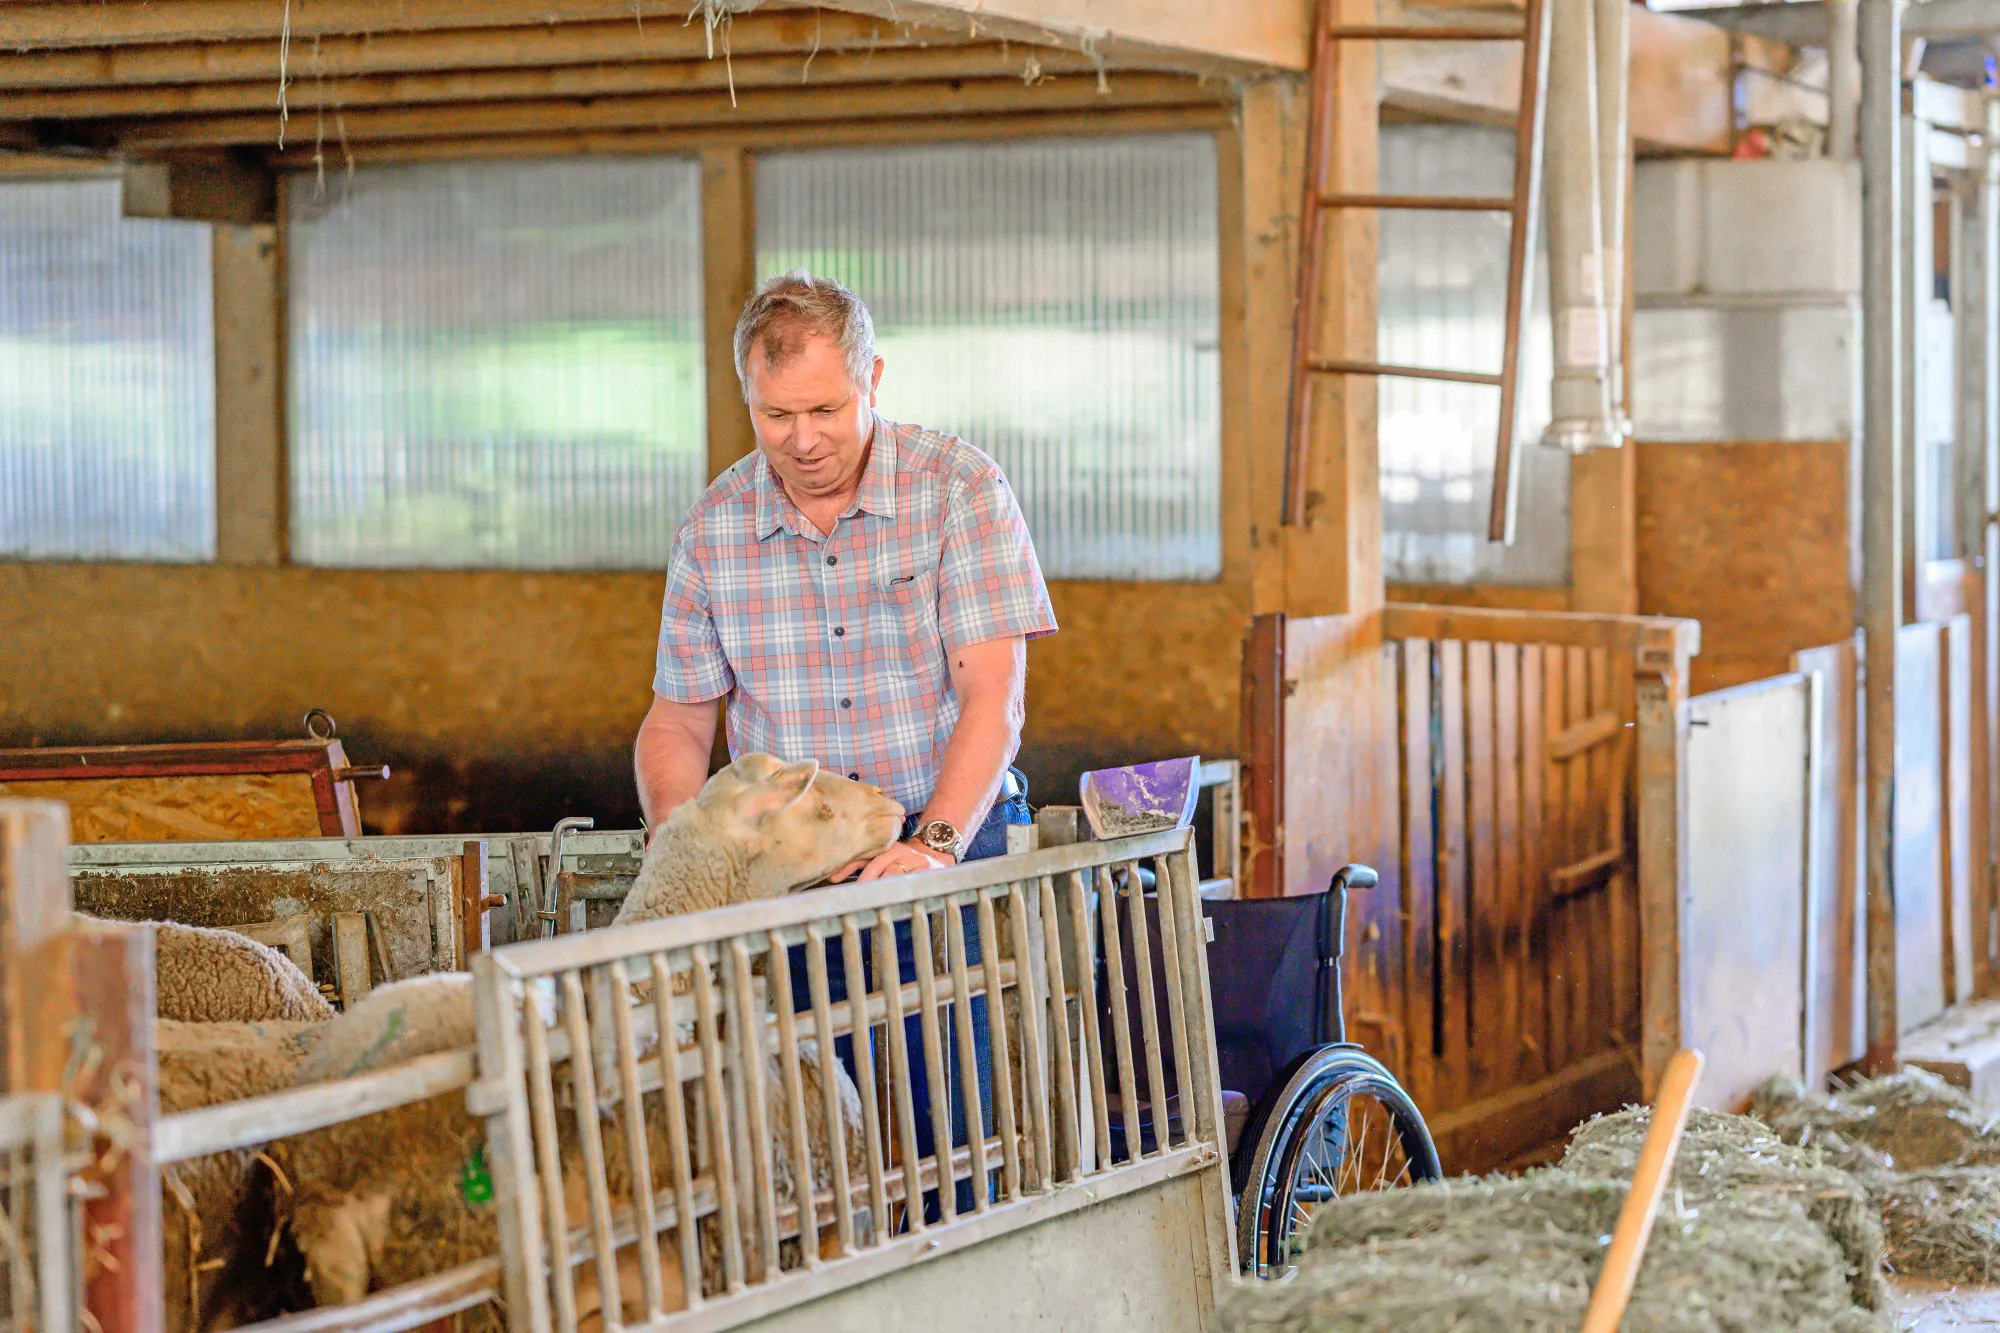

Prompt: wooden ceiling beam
xmin=267 ymin=102 xmax=1232 ymax=170
xmin=0 ymin=0 xmax=824 ymax=49
xmin=0 ymin=12 xmax=959 ymax=91
xmin=821 ymin=0 xmax=1307 ymax=72
xmin=2 ymin=45 xmax=1113 ymax=120
xmin=94 ymin=71 xmax=1224 ymax=151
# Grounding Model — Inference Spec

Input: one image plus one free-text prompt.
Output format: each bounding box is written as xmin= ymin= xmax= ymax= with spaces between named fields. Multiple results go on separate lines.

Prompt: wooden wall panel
xmin=1635 ymin=440 xmax=1853 ymax=696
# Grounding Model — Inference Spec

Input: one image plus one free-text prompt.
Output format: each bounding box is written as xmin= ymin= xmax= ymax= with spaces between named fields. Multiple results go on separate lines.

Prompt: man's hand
xmin=844 ymin=839 xmax=952 ymax=882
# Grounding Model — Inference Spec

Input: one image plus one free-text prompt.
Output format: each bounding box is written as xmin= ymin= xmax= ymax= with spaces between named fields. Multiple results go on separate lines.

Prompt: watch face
xmin=919 ymin=820 xmax=958 ymax=853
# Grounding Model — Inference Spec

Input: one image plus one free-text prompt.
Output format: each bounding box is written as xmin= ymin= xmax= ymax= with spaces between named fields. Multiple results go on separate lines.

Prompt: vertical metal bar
xmin=1119 ymin=864 xmax=1173 ymax=1157
xmin=1034 ymin=876 xmax=1081 ymax=1179
xmin=1594 ymin=0 xmax=1631 ymax=424
xmin=837 ymin=920 xmax=890 ymax=1233
xmin=560 ymin=972 xmax=623 ymax=1331
xmin=604 ymin=961 xmax=665 ymax=1319
xmin=1095 ymin=867 xmax=1144 ymax=1161
xmin=1488 ymin=0 xmax=1553 ymax=542
xmin=1861 ymin=0 xmax=1904 ymax=1070
xmin=905 ymin=906 xmax=957 ymax=1223
xmin=1007 ymin=883 xmax=1052 ymax=1188
xmin=763 ymin=934 xmax=821 ymax=1265
xmin=33 ymin=1097 xmax=70 ymax=1333
xmin=873 ymin=912 xmax=927 ymax=1231
xmin=1540 ymin=0 xmax=1616 ymax=456
xmin=799 ymin=930 xmax=854 ymax=1254
xmin=1064 ymin=871 xmax=1113 ymax=1168
xmin=724 ymin=937 xmax=780 ymax=1280
xmin=942 ymin=901 xmax=991 ymax=1209
xmin=688 ymin=944 xmax=746 ymax=1292
xmin=473 ymin=957 xmax=550 ymax=1333
xmin=1830 ymin=0 xmax=1860 ymax=158
xmin=1147 ymin=856 xmax=1197 ymax=1147
xmin=1984 ymin=94 xmax=2000 ymax=989
xmin=521 ymin=989 xmax=580 ymax=1333
xmin=974 ymin=891 xmax=1021 ymax=1199
xmin=1902 ymin=103 xmax=1933 ymax=605
xmin=647 ymin=953 xmax=703 ymax=1311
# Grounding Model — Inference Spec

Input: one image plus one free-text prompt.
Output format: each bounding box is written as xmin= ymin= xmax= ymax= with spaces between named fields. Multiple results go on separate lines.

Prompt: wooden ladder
xmin=1283 ymin=0 xmax=1554 ymax=543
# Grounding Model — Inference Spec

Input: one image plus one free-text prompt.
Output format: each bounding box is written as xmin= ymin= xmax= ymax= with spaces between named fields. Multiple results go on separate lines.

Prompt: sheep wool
xmin=157 ymin=1019 xmax=322 ymax=1333
xmin=146 ymin=918 xmax=334 ymax=1023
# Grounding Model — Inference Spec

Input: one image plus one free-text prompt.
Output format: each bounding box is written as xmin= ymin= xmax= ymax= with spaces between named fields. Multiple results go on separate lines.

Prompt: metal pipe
xmin=1859 ymin=0 xmax=1902 ymax=1071
xmin=1830 ymin=0 xmax=1861 ymax=158
xmin=1541 ymin=0 xmax=1619 ymax=453
xmin=1593 ymin=0 xmax=1631 ymax=431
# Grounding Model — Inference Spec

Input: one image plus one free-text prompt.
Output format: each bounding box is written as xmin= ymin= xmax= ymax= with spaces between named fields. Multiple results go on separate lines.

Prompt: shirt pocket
xmin=869 ymin=550 xmax=944 ymax=681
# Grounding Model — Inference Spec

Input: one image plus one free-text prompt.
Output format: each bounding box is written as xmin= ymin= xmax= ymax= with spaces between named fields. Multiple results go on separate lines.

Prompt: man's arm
xmin=854 ymin=635 xmax=1024 ymax=880
xmin=634 ymin=693 xmax=721 ymax=828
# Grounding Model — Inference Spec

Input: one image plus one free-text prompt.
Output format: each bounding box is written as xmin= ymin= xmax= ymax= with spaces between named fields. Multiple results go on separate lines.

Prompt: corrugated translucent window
xmin=757 ymin=134 xmax=1222 ymax=581
xmin=1379 ymin=124 xmax=1568 ymax=586
xmin=287 ymin=157 xmax=706 ymax=569
xmin=0 ymin=178 xmax=215 ymax=561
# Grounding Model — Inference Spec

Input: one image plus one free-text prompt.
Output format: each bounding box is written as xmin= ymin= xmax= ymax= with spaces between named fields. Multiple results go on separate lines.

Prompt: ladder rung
xmin=1326 ymin=24 xmax=1525 ymax=40
xmin=1319 ymin=193 xmax=1515 ymax=211
xmin=1310 ymin=358 xmax=1504 ymax=387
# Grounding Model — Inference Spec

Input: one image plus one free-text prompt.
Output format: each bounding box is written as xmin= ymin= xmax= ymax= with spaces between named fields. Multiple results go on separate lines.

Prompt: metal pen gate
xmin=467 ymin=826 xmax=1234 ymax=1333
xmin=0 ymin=1094 xmax=79 ymax=1333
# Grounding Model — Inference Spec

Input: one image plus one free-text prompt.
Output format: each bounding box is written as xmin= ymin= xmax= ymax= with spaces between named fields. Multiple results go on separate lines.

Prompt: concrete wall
xmin=0 ymin=562 xmax=1245 ymax=833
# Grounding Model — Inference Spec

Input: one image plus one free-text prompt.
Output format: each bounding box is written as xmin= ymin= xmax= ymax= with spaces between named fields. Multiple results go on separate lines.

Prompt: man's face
xmin=744 ymin=333 xmax=885 ymax=502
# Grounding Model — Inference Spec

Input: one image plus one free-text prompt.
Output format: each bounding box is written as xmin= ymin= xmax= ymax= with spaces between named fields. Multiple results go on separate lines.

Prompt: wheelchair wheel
xmin=1233 ymin=1047 xmax=1441 ymax=1278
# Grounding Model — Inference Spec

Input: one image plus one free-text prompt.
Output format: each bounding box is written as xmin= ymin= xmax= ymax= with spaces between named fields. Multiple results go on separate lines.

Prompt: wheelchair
xmin=1099 ymin=863 xmax=1442 ymax=1277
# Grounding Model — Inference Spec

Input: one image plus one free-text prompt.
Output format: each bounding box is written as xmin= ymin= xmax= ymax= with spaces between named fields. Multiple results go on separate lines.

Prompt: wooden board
xmin=1793 ymin=638 xmax=1866 ymax=1079
xmin=1946 ymin=615 xmax=1977 ymax=1006
xmin=1683 ymin=674 xmax=1812 ymax=1110
xmin=1896 ymin=622 xmax=1950 ymax=1032
xmin=0 ymin=773 xmax=323 ymax=842
xmin=1634 ymin=440 xmax=1854 ymax=698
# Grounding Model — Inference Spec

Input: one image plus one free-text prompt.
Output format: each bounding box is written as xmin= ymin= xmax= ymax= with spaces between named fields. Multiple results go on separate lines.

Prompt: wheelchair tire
xmin=1233 ymin=1047 xmax=1441 ymax=1278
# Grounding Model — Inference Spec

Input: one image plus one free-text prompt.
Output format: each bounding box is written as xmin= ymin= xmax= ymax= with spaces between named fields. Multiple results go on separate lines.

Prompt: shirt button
xmin=840 ymin=698 xmax=852 ymax=709
xmin=833 ymin=626 xmax=845 ymax=637
xmin=826 ymin=554 xmax=837 ymax=566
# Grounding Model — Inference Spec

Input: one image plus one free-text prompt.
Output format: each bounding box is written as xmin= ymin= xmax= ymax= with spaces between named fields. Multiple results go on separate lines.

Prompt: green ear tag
xmin=461 ymin=1145 xmax=494 ymax=1205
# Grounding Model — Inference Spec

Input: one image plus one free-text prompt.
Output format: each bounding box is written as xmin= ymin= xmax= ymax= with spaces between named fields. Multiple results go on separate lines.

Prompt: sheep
xmin=143 ymin=918 xmax=333 ymax=1023
xmin=156 ymin=1018 xmax=321 ymax=1333
xmin=271 ymin=756 xmax=901 ymax=1320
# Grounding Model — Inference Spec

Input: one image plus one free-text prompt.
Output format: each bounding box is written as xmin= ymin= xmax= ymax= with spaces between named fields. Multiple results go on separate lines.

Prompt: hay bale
xmin=1750 ymin=1070 xmax=2000 ymax=1170
xmin=1218 ymin=1170 xmax=1885 ymax=1333
xmin=1561 ymin=1106 xmax=1887 ymax=1310
xmin=1873 ymin=1166 xmax=2000 ymax=1285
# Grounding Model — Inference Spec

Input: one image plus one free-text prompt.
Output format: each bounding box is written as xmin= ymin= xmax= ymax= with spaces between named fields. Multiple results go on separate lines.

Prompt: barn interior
xmin=3 ymin=0 xmax=2000 ymax=1329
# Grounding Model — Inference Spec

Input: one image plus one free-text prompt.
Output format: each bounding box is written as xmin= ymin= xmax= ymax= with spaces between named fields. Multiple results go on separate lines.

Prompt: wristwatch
xmin=912 ymin=819 xmax=964 ymax=863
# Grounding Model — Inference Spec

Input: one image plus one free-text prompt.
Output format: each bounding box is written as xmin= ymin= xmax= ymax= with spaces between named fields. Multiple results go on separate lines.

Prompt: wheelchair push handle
xmin=1326 ymin=864 xmax=1377 ymax=1047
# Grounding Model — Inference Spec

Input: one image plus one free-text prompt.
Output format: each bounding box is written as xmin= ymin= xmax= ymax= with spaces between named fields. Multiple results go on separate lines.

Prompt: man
xmin=634 ymin=269 xmax=1057 ymax=867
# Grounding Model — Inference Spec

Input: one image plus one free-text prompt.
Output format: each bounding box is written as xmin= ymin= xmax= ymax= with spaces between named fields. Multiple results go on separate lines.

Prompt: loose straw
xmin=1579 ymin=1049 xmax=1705 ymax=1333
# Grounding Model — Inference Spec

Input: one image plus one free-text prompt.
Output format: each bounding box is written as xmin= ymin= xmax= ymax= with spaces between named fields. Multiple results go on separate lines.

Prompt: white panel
xmin=1631 ymin=301 xmax=1859 ymax=442
xmin=1377 ymin=123 xmax=1568 ymax=586
xmin=756 ymin=134 xmax=1221 ymax=582
xmin=1683 ymin=674 xmax=1811 ymax=1111
xmin=0 ymin=178 xmax=215 ymax=561
xmin=287 ymin=158 xmax=707 ymax=569
xmin=1633 ymin=159 xmax=1861 ymax=300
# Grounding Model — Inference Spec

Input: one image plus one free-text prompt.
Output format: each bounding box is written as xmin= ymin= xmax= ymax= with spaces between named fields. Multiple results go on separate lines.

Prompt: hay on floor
xmin=1215 ymin=1107 xmax=1894 ymax=1333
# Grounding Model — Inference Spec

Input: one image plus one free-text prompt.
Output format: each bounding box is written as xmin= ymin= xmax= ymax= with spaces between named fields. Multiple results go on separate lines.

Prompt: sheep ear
xmin=738 ymin=757 xmax=818 ymax=824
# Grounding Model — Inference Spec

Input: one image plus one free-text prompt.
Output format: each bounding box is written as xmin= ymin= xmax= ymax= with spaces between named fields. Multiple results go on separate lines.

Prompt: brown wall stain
xmin=0 ymin=563 xmax=1249 ymax=833
xmin=1635 ymin=440 xmax=1854 ymax=697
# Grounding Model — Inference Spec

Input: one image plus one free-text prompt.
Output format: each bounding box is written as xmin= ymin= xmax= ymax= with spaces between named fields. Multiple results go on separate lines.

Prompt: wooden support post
xmin=701 ymin=144 xmax=757 ymax=480
xmin=458 ymin=839 xmax=493 ymax=966
xmin=1635 ymin=636 xmax=1691 ymax=1097
xmin=212 ymin=219 xmax=287 ymax=566
xmin=1570 ymin=446 xmax=1638 ymax=614
xmin=1242 ymin=613 xmax=1286 ymax=898
xmin=0 ymin=800 xmax=162 ymax=1333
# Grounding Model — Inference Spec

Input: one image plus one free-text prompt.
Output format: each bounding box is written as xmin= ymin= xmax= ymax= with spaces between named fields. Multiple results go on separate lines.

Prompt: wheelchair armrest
xmin=1331 ymin=863 xmax=1378 ymax=892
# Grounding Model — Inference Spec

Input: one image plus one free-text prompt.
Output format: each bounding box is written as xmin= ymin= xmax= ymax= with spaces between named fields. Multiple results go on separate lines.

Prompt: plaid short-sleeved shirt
xmin=653 ymin=416 xmax=1058 ymax=812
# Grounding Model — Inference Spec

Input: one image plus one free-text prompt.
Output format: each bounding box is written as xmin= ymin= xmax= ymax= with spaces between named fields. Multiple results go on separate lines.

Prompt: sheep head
xmin=617 ymin=754 xmax=905 ymax=922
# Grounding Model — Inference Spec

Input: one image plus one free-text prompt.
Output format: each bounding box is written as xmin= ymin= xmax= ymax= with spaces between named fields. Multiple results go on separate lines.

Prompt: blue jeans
xmin=789 ymin=771 xmax=1028 ymax=1221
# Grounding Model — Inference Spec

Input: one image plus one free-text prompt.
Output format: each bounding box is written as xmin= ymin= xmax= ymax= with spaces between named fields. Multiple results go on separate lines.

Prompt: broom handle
xmin=1578 ymin=1049 xmax=1705 ymax=1333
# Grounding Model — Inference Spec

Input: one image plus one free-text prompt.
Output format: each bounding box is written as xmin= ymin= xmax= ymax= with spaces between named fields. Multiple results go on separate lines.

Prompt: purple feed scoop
xmin=1079 ymin=756 xmax=1201 ymax=841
